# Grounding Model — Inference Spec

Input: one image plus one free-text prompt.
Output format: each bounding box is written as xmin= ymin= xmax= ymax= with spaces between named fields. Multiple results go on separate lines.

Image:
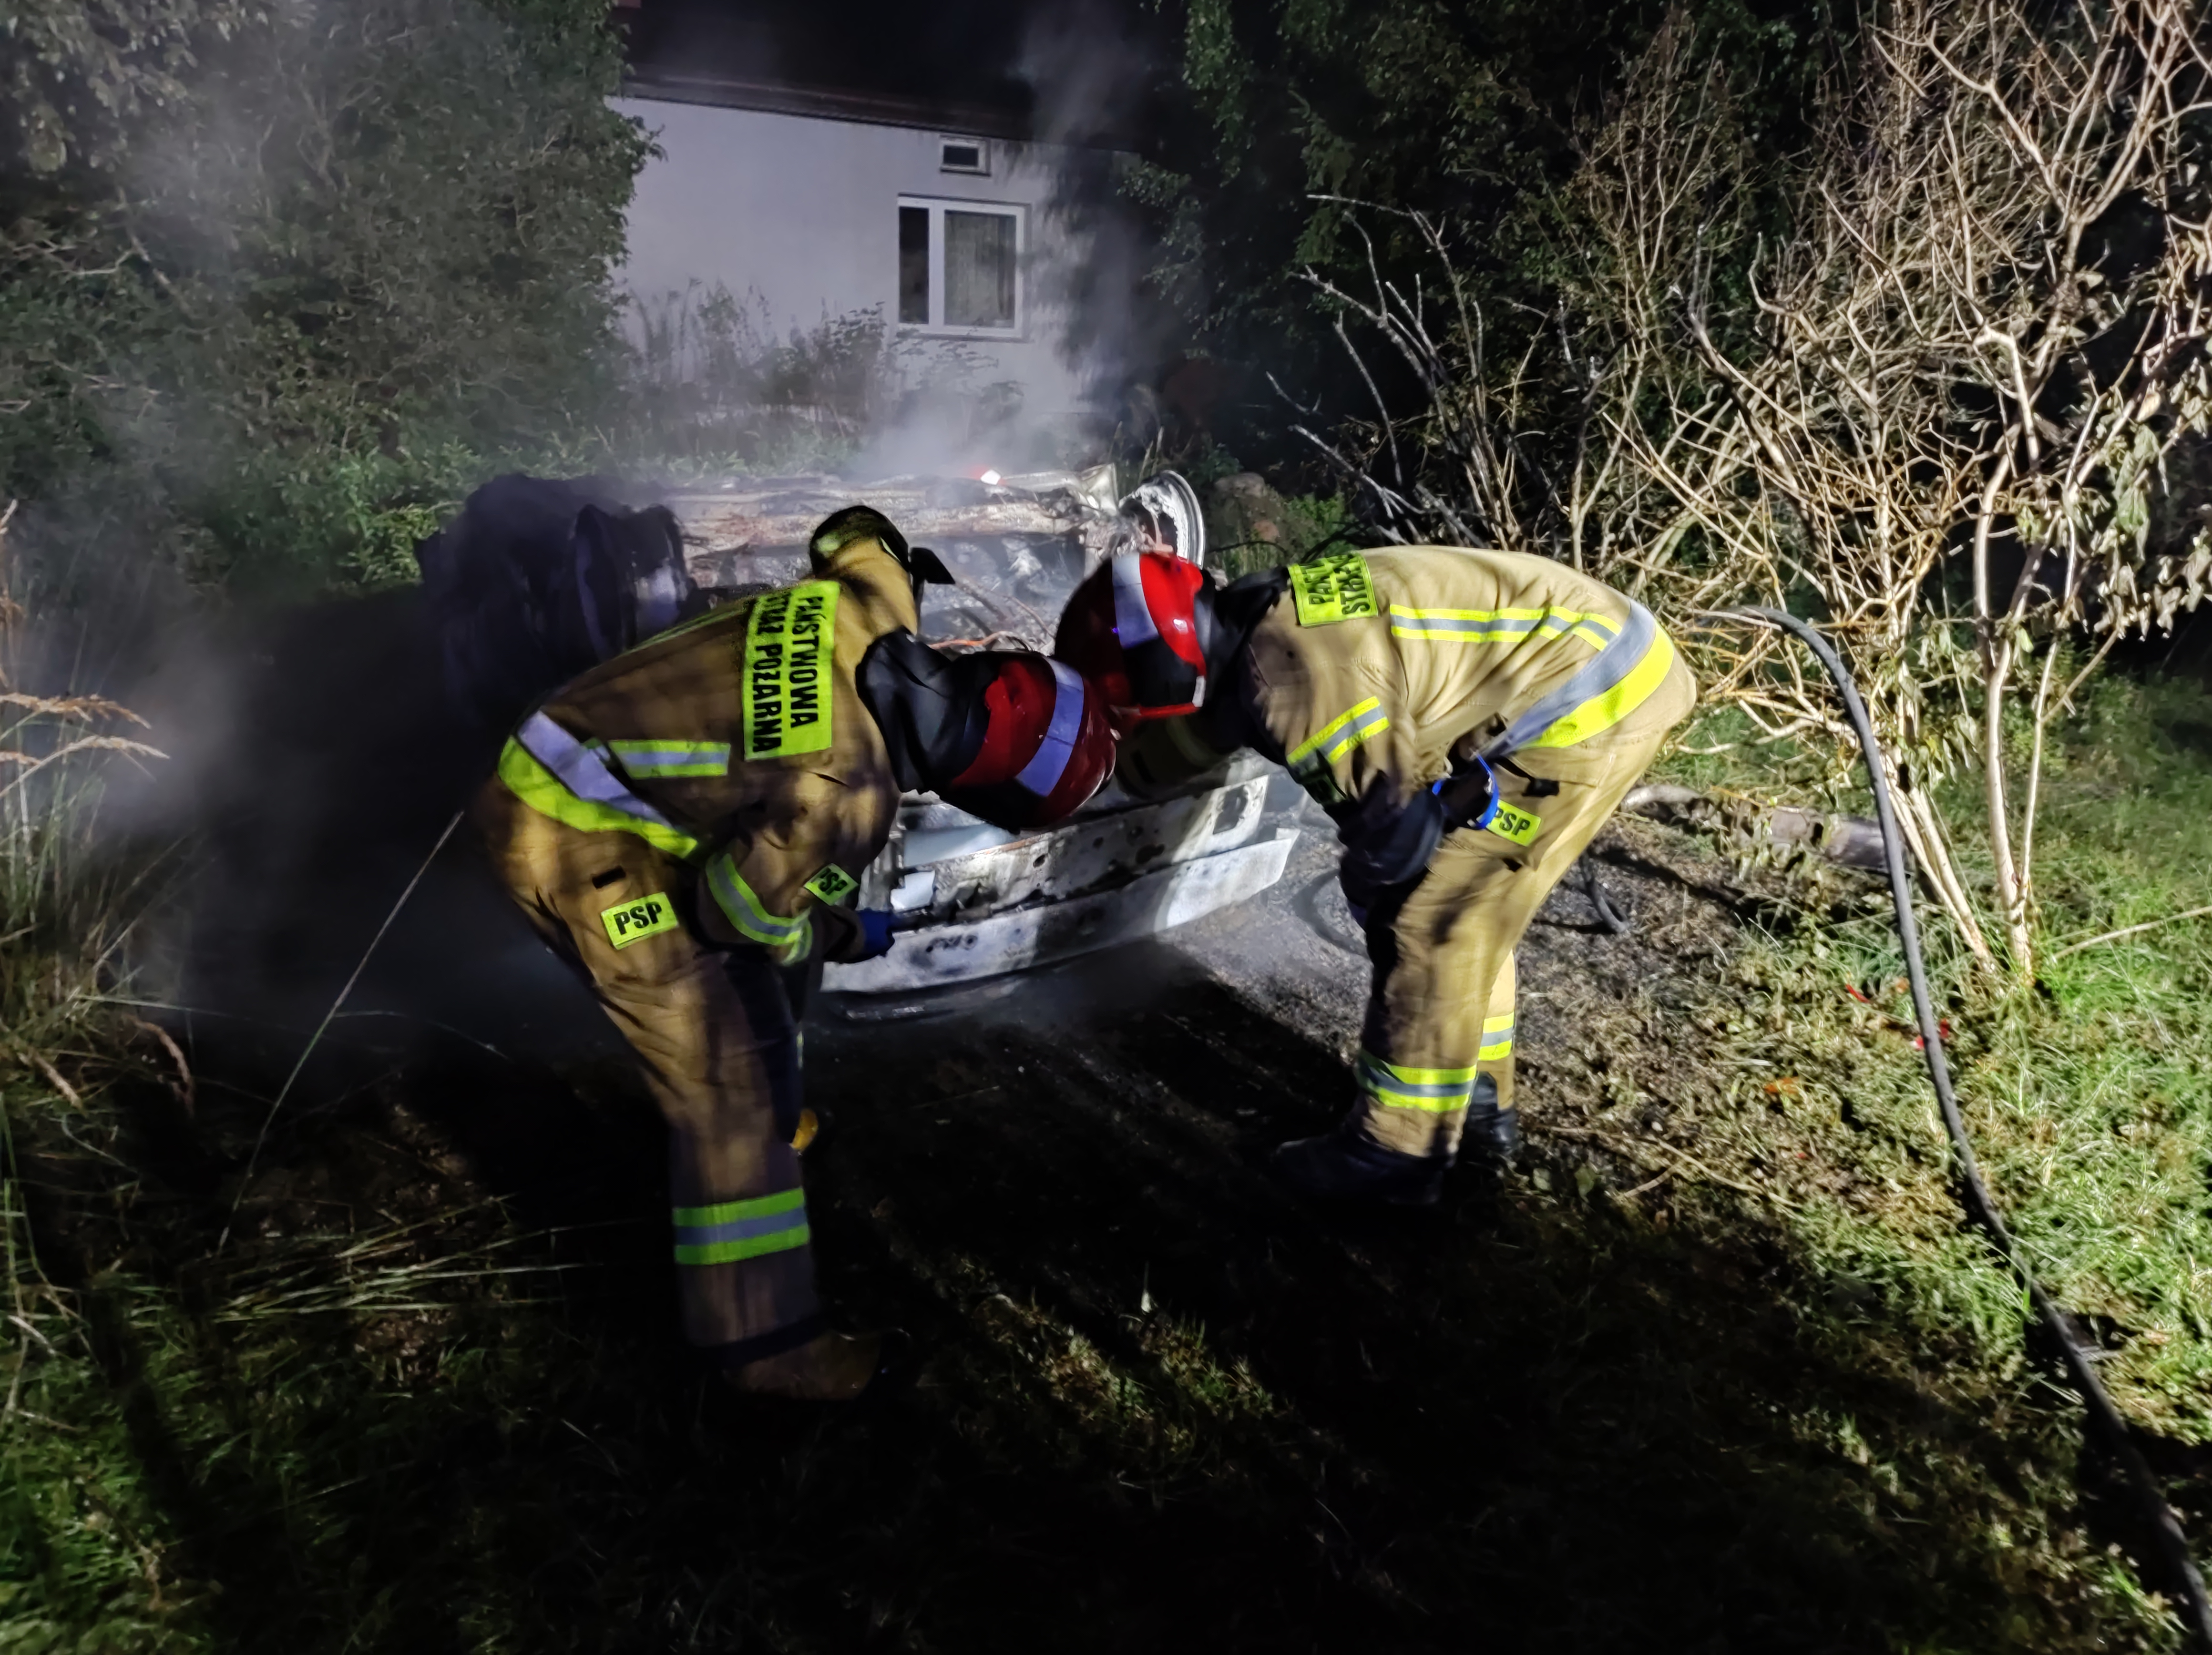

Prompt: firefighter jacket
xmin=1249 ymin=542 xmax=1679 ymax=783
xmin=1115 ymin=545 xmax=1686 ymax=899
xmin=491 ymin=522 xmax=918 ymax=965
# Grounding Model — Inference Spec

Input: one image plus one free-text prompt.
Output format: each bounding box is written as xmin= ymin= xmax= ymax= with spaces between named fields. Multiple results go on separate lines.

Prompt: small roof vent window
xmin=940 ymin=139 xmax=988 ymax=175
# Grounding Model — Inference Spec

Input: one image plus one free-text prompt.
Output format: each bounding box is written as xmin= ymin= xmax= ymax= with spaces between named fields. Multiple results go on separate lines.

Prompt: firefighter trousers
xmin=473 ymin=778 xmax=821 ymax=1364
xmin=1352 ymin=652 xmax=1697 ymax=1160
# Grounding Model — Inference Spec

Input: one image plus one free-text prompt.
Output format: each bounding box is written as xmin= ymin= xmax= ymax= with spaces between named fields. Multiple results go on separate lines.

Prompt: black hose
xmin=1712 ymin=607 xmax=2212 ymax=1644
xmin=1295 ymin=872 xmax=1370 ymax=956
xmin=1581 ymin=859 xmax=1633 ymax=936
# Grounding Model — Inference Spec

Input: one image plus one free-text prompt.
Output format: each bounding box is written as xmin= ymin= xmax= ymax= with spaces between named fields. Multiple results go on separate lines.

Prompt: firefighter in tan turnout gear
xmin=1056 ymin=537 xmax=1694 ymax=1205
xmin=476 ymin=507 xmax=1116 ymax=1397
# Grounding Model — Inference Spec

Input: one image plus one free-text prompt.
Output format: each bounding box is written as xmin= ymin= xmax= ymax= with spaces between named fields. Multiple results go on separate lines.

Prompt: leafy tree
xmin=0 ymin=0 xmax=647 ymax=590
xmin=1126 ymin=0 xmax=1849 ymax=465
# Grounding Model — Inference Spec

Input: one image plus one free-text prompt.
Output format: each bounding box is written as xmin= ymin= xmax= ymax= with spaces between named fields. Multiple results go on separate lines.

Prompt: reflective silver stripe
xmin=1015 ymin=660 xmax=1086 ymax=796
xmin=671 ymin=1188 xmax=810 ymax=1265
xmin=1396 ymin=613 xmax=1543 ymax=633
xmin=1357 ymin=1055 xmax=1474 ymax=1099
xmin=515 ymin=712 xmax=686 ymax=834
xmin=608 ymin=740 xmax=732 ymax=777
xmin=1111 ymin=553 xmax=1159 ymax=647
xmin=1389 ymin=611 xmax=1617 ymax=646
xmin=705 ymin=852 xmax=809 ymax=949
xmin=1288 ymin=696 xmax=1384 ymax=766
xmin=1323 ymin=701 xmax=1390 ymax=763
xmin=1485 ymin=603 xmax=1659 ymax=758
xmin=675 ymin=1207 xmax=809 ymax=1249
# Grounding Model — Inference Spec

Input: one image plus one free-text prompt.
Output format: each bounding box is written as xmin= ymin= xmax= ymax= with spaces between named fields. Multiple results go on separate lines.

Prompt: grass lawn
xmin=5 ymin=659 xmax=2212 ymax=1652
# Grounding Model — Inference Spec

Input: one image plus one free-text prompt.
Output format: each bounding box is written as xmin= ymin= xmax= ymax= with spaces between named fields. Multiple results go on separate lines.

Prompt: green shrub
xmin=0 ymin=0 xmax=647 ymax=594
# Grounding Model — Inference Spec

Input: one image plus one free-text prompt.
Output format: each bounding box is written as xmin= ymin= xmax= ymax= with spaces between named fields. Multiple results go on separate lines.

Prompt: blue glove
xmin=854 ymin=909 xmax=897 ymax=961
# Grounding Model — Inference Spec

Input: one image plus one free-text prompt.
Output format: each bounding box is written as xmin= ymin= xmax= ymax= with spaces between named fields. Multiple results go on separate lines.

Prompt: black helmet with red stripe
xmin=859 ymin=633 xmax=1115 ymax=832
xmin=1053 ymin=551 xmax=1218 ymax=725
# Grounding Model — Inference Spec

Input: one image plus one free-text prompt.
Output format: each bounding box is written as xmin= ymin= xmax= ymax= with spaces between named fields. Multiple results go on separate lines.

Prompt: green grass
xmin=9 ymin=654 xmax=2212 ymax=1651
xmin=1650 ymin=672 xmax=2212 ymax=1434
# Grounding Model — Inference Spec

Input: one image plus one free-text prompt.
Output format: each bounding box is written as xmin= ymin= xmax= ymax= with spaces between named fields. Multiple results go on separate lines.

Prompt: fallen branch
xmin=2049 ymin=904 xmax=2212 ymax=960
xmin=128 ymin=1016 xmax=196 ymax=1114
xmin=26 ymin=1053 xmax=81 ymax=1110
xmin=1535 ymin=1120 xmax=1798 ymax=1210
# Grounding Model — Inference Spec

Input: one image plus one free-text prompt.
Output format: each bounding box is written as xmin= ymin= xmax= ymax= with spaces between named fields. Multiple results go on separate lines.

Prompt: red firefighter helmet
xmin=1053 ymin=552 xmax=1215 ymax=725
xmin=937 ymin=653 xmax=1116 ymax=831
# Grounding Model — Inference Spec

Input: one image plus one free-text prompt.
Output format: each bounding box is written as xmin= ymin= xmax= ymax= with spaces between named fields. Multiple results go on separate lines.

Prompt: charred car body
xmin=669 ymin=470 xmax=1302 ymax=994
xmin=414 ymin=469 xmax=1303 ymax=997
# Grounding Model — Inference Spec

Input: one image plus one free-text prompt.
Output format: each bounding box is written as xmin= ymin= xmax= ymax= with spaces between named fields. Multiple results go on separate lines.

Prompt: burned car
xmin=658 ymin=469 xmax=1304 ymax=994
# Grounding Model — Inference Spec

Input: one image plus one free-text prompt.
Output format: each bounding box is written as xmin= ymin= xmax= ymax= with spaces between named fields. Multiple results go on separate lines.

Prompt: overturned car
xmin=415 ymin=469 xmax=1304 ymax=996
xmin=672 ymin=470 xmax=1303 ymax=994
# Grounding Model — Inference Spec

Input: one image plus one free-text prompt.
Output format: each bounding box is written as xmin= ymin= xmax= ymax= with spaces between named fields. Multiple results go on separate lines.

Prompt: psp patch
xmin=742 ymin=580 xmax=839 ymax=761
xmin=1485 ymin=800 xmax=1542 ymax=847
xmin=601 ymin=890 xmax=681 ymax=950
xmin=1287 ymin=552 xmax=1379 ymax=627
xmin=803 ymin=864 xmax=859 ymax=905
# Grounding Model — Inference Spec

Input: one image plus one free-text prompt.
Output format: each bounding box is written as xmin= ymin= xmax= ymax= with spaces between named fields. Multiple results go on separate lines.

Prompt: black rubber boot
xmin=1459 ymin=1075 xmax=1521 ymax=1171
xmin=727 ymin=1330 xmax=886 ymax=1402
xmin=1270 ymin=1128 xmax=1448 ymax=1206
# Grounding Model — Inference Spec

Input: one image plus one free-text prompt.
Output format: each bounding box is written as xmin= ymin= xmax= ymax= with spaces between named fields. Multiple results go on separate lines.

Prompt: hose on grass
xmin=217 ymin=808 xmax=466 ymax=1252
xmin=1708 ymin=607 xmax=2212 ymax=1645
xmin=1581 ymin=860 xmax=1633 ymax=936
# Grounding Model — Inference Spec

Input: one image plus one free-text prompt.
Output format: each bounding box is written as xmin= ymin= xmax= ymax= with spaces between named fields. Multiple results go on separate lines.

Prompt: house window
xmin=896 ymin=197 xmax=1023 ymax=336
xmin=939 ymin=138 xmax=988 ymax=175
xmin=899 ymin=206 xmax=930 ymax=325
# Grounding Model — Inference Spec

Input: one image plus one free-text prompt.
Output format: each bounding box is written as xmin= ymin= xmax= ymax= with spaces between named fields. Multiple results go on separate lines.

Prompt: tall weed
xmin=0 ymin=515 xmax=181 ymax=1649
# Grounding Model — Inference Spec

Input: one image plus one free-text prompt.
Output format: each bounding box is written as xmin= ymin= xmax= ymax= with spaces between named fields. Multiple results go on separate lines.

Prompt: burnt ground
xmin=17 ymin=590 xmax=2152 ymax=1653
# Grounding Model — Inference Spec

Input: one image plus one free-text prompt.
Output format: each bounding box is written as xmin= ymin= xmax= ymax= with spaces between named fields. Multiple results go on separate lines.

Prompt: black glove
xmin=1336 ymin=785 xmax=1446 ymax=914
xmin=1431 ymin=754 xmax=1502 ymax=831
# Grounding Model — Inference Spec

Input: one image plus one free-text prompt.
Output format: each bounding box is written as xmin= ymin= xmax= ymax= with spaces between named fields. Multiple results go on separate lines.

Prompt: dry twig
xmin=1304 ymin=0 xmax=2212 ymax=976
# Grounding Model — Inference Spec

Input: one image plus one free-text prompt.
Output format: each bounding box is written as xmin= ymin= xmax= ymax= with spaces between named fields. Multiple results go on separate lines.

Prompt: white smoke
xmin=605 ymin=0 xmax=1177 ymax=488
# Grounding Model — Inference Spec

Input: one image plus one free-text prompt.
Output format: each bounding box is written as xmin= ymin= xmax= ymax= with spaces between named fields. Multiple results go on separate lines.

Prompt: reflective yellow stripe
xmin=705 ymin=852 xmax=814 ymax=961
xmin=1389 ymin=606 xmax=1619 ymax=647
xmin=1388 ymin=605 xmax=1619 ymax=627
xmin=672 ymin=1188 xmax=810 ymax=1266
xmin=1480 ymin=1014 xmax=1515 ymax=1060
xmin=1523 ymin=625 xmax=1677 ymax=750
xmin=1327 ymin=715 xmax=1386 ymax=762
xmin=1288 ymin=697 xmax=1390 ymax=768
xmin=1356 ymin=1049 xmax=1478 ymax=1112
xmin=607 ymin=739 xmax=732 ymax=778
xmin=673 ymin=1232 xmax=809 ymax=1265
xmin=495 ymin=738 xmax=701 ymax=859
xmin=674 ymin=1188 xmax=805 ymax=1225
xmin=1288 ymin=697 xmax=1379 ymax=764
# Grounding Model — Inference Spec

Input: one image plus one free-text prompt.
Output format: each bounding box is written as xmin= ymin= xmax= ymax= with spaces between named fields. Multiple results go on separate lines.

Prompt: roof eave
xmin=618 ymin=70 xmax=1039 ymax=143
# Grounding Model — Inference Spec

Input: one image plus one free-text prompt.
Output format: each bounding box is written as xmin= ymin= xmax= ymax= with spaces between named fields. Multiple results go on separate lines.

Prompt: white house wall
xmin=612 ymin=97 xmax=1107 ymax=426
